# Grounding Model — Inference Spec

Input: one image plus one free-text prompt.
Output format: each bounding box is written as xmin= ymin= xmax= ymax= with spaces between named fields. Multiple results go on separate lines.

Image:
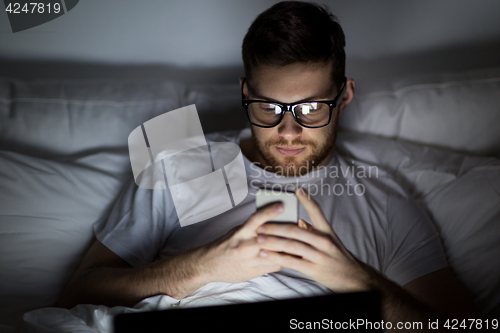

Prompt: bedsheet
xmin=2 ymin=130 xmax=499 ymax=331
xmin=23 ymin=273 xmax=332 ymax=332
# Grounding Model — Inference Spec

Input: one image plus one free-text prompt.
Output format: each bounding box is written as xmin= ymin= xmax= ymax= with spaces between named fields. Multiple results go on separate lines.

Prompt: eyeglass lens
xmin=248 ymin=102 xmax=330 ymax=127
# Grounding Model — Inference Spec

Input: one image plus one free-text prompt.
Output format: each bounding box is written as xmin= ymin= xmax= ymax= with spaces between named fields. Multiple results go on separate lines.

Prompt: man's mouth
xmin=275 ymin=146 xmax=306 ymax=156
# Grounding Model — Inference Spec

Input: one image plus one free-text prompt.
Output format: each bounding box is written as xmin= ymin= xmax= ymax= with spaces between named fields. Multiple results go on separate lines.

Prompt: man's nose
xmin=277 ymin=111 xmax=302 ymax=140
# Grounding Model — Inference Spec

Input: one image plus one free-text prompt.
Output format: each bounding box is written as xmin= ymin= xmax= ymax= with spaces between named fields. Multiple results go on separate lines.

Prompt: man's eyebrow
xmin=248 ymin=85 xmax=337 ymax=103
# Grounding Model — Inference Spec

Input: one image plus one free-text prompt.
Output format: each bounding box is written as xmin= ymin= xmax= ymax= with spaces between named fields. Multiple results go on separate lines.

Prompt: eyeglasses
xmin=241 ymin=76 xmax=346 ymax=128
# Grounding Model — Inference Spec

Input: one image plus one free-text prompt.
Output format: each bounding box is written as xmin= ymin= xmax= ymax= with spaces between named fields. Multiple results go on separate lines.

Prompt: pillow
xmin=0 ymin=78 xmax=185 ymax=158
xmin=0 ymin=150 xmax=131 ymax=330
xmin=336 ymin=130 xmax=500 ymax=314
xmin=339 ymin=67 xmax=500 ymax=157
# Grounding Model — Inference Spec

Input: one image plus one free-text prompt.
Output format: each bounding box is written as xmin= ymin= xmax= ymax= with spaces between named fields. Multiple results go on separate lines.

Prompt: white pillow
xmin=0 ymin=150 xmax=131 ymax=329
xmin=336 ymin=131 xmax=500 ymax=314
xmin=0 ymin=78 xmax=185 ymax=157
xmin=340 ymin=67 xmax=500 ymax=157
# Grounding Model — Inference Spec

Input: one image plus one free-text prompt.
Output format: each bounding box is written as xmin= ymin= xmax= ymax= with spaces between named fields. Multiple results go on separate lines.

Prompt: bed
xmin=0 ymin=66 xmax=499 ymax=332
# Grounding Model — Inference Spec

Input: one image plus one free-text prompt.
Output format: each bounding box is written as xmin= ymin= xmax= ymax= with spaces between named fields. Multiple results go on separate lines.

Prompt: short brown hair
xmin=242 ymin=1 xmax=346 ymax=88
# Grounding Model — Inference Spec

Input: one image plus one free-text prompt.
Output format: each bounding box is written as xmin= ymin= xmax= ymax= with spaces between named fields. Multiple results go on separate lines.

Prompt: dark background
xmin=1 ymin=0 xmax=499 ymax=84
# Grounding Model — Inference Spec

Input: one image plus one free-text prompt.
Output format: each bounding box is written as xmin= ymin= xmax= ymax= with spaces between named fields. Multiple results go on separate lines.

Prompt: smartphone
xmin=255 ymin=188 xmax=298 ymax=223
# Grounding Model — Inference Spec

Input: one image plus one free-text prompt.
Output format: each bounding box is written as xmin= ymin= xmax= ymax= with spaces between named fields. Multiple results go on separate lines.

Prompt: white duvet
xmin=23 ymin=272 xmax=332 ymax=333
xmin=3 ymin=130 xmax=500 ymax=332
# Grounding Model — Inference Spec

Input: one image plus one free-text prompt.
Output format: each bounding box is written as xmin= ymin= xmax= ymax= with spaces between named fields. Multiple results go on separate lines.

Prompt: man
xmin=58 ymin=1 xmax=478 ymax=327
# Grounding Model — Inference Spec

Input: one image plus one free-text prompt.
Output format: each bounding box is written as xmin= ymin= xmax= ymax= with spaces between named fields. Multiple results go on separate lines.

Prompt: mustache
xmin=264 ymin=137 xmax=317 ymax=149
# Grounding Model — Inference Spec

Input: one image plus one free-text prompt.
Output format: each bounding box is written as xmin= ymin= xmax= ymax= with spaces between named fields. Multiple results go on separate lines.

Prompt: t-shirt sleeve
xmin=383 ymin=187 xmax=448 ymax=286
xmin=93 ymin=176 xmax=178 ymax=267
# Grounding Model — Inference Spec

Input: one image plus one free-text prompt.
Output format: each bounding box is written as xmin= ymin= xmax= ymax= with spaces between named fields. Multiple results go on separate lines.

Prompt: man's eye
xmin=259 ymin=104 xmax=280 ymax=113
xmin=297 ymin=103 xmax=320 ymax=114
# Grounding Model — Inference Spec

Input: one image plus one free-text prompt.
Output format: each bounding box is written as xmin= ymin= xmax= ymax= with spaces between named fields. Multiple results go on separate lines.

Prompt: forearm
xmin=58 ymin=246 xmax=210 ymax=309
xmin=365 ymin=268 xmax=434 ymax=331
xmin=362 ymin=264 xmax=470 ymax=333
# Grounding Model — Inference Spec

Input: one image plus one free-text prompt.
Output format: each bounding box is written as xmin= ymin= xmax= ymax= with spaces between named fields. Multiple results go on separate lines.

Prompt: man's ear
xmin=239 ymin=77 xmax=248 ymax=99
xmin=338 ymin=78 xmax=355 ymax=116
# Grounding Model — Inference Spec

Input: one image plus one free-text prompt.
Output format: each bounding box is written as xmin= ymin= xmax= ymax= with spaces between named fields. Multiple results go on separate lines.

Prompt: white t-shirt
xmin=95 ymin=128 xmax=447 ymax=303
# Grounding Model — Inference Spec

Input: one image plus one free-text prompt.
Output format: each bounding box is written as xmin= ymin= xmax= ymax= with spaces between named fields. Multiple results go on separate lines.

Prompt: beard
xmin=251 ymin=118 xmax=338 ymax=177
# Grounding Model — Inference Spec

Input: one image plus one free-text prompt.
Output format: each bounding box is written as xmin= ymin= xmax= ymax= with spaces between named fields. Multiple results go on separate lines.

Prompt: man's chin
xmin=268 ymin=157 xmax=314 ymax=177
xmin=254 ymin=138 xmax=334 ymax=177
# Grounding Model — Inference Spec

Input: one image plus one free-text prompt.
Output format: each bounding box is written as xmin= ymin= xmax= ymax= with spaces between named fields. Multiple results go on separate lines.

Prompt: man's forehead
xmin=247 ymin=62 xmax=337 ymax=103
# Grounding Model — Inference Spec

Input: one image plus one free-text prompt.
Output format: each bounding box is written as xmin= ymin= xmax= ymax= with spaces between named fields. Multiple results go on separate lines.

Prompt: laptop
xmin=114 ymin=291 xmax=381 ymax=332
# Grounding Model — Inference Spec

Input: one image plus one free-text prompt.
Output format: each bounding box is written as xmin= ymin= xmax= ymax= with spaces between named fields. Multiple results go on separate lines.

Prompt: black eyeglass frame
xmin=241 ymin=76 xmax=347 ymax=128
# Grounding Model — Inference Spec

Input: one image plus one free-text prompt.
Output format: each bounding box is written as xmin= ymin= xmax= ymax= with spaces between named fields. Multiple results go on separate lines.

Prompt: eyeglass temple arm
xmin=241 ymin=77 xmax=247 ymax=101
xmin=333 ymin=77 xmax=348 ymax=107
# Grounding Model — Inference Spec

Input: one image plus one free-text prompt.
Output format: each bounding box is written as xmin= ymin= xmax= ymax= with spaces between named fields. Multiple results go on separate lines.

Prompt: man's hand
xmin=201 ymin=201 xmax=285 ymax=284
xmin=58 ymin=201 xmax=288 ymax=308
xmin=256 ymin=187 xmax=481 ymax=331
xmin=255 ymin=187 xmax=371 ymax=293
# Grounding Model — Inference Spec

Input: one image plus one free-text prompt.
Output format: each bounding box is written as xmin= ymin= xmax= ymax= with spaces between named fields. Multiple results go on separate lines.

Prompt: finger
xmin=258 ymin=223 xmax=337 ymax=255
xmin=295 ymin=187 xmax=334 ymax=234
xmin=298 ymin=219 xmax=313 ymax=231
xmin=261 ymin=250 xmax=314 ymax=274
xmin=257 ymin=234 xmax=326 ymax=263
xmin=228 ymin=237 xmax=282 ymax=269
xmin=242 ymin=202 xmax=284 ymax=235
xmin=229 ymin=237 xmax=264 ymax=258
xmin=252 ymin=252 xmax=282 ymax=269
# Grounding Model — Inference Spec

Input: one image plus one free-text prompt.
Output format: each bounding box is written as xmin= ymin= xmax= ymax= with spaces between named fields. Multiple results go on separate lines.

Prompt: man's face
xmin=243 ymin=62 xmax=345 ymax=177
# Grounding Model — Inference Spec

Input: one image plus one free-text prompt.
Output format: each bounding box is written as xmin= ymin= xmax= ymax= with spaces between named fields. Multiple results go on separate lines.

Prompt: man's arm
xmin=401 ymin=267 xmax=480 ymax=319
xmin=57 ymin=239 xmax=209 ymax=308
xmin=257 ymin=187 xmax=480 ymax=331
xmin=359 ymin=262 xmax=481 ymax=328
xmin=57 ymin=203 xmax=284 ymax=309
